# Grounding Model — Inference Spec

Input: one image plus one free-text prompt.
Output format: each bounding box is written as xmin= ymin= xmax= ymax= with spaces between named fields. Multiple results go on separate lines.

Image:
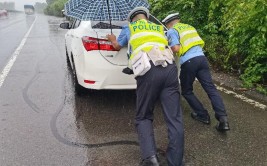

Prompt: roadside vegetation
xmin=34 ymin=2 xmax=47 ymax=13
xmin=149 ymin=0 xmax=267 ymax=95
xmin=44 ymin=0 xmax=266 ymax=95
xmin=44 ymin=0 xmax=67 ymax=17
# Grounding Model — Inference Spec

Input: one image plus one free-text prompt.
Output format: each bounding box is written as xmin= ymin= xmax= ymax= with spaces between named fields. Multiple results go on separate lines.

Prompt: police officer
xmin=107 ymin=7 xmax=184 ymax=166
xmin=162 ymin=13 xmax=230 ymax=131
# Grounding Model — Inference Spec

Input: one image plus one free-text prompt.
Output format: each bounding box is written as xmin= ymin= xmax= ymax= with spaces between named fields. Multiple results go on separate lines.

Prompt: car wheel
xmin=65 ymin=47 xmax=71 ymax=67
xmin=72 ymin=59 xmax=86 ymax=96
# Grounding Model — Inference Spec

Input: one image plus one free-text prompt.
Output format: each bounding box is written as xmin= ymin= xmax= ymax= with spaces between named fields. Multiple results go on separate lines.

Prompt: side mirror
xmin=60 ymin=22 xmax=70 ymax=29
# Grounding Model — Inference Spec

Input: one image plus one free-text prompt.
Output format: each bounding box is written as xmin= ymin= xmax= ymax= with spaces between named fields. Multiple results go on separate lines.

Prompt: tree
xmin=46 ymin=0 xmax=55 ymax=5
xmin=34 ymin=2 xmax=47 ymax=13
xmin=44 ymin=0 xmax=67 ymax=17
xmin=0 ymin=2 xmax=15 ymax=10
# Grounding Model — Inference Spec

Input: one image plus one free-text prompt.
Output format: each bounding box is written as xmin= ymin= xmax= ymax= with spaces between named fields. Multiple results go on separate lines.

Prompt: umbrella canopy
xmin=64 ymin=0 xmax=150 ymax=21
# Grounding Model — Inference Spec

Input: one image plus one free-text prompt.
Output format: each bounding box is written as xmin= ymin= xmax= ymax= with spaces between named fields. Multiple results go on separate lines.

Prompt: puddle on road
xmin=56 ymin=66 xmax=168 ymax=150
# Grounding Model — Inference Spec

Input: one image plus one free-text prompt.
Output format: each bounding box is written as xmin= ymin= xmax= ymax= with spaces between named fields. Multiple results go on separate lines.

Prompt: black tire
xmin=65 ymin=47 xmax=71 ymax=67
xmin=72 ymin=58 xmax=86 ymax=96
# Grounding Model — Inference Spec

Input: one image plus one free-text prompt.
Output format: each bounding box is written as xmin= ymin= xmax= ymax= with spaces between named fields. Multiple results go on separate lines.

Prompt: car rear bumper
xmin=76 ymin=53 xmax=136 ymax=90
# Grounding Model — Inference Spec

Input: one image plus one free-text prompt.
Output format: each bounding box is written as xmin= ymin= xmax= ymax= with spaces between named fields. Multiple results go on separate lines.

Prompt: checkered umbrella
xmin=64 ymin=0 xmax=150 ymax=21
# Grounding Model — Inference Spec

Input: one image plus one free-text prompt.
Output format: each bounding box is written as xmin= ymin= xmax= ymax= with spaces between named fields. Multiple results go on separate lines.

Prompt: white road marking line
xmin=216 ymin=85 xmax=267 ymax=110
xmin=0 ymin=16 xmax=37 ymax=88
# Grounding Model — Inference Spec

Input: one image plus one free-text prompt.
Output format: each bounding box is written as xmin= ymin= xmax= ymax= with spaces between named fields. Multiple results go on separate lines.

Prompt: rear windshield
xmin=149 ymin=15 xmax=168 ymax=31
xmin=91 ymin=21 xmax=128 ymax=29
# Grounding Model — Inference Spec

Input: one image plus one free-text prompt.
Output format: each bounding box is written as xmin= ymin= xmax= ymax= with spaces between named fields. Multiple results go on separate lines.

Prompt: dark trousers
xmin=180 ymin=56 xmax=227 ymax=120
xmin=135 ymin=62 xmax=184 ymax=166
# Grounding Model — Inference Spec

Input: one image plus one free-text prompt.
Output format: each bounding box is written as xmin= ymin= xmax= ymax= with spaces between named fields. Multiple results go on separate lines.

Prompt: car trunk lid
xmin=92 ymin=21 xmax=128 ymax=66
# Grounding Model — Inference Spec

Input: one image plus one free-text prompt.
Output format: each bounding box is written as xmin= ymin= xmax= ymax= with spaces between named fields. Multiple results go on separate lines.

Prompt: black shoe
xmin=122 ymin=67 xmax=134 ymax=75
xmin=216 ymin=121 xmax=230 ymax=131
xmin=140 ymin=155 xmax=160 ymax=166
xmin=191 ymin=112 xmax=210 ymax=124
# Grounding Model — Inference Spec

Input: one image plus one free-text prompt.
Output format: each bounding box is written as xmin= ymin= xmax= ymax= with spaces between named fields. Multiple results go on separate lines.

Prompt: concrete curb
xmin=211 ymin=70 xmax=267 ymax=110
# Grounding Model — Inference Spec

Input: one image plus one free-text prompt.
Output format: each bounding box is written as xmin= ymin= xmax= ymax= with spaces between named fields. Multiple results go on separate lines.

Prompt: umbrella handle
xmin=106 ymin=0 xmax=112 ymax=34
xmin=110 ymin=21 xmax=113 ymax=34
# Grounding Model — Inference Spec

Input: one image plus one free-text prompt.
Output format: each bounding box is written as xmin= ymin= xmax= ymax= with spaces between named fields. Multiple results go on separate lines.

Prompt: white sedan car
xmin=60 ymin=16 xmax=166 ymax=95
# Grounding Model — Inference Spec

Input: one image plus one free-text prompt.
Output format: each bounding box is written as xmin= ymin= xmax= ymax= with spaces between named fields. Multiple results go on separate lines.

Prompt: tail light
xmin=84 ymin=80 xmax=95 ymax=84
xmin=82 ymin=36 xmax=116 ymax=51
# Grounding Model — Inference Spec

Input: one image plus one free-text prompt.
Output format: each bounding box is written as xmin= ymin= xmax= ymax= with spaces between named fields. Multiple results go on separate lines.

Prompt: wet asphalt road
xmin=0 ymin=13 xmax=266 ymax=166
xmin=0 ymin=13 xmax=35 ymax=68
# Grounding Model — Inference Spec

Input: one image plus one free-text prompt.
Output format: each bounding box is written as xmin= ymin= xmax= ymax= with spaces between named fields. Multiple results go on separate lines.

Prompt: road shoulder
xmin=211 ymin=69 xmax=267 ymax=107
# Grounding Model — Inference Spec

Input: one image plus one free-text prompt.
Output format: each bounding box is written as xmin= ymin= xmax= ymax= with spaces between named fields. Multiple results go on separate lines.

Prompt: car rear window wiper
xmin=92 ymin=22 xmax=122 ymax=29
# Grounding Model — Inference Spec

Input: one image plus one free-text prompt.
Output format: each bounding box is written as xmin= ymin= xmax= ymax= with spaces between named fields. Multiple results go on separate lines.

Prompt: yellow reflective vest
xmin=129 ymin=19 xmax=168 ymax=59
xmin=173 ymin=23 xmax=205 ymax=56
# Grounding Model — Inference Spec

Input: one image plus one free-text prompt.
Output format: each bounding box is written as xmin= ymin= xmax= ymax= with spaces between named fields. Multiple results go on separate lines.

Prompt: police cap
xmin=127 ymin=6 xmax=149 ymax=22
xmin=162 ymin=13 xmax=180 ymax=25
